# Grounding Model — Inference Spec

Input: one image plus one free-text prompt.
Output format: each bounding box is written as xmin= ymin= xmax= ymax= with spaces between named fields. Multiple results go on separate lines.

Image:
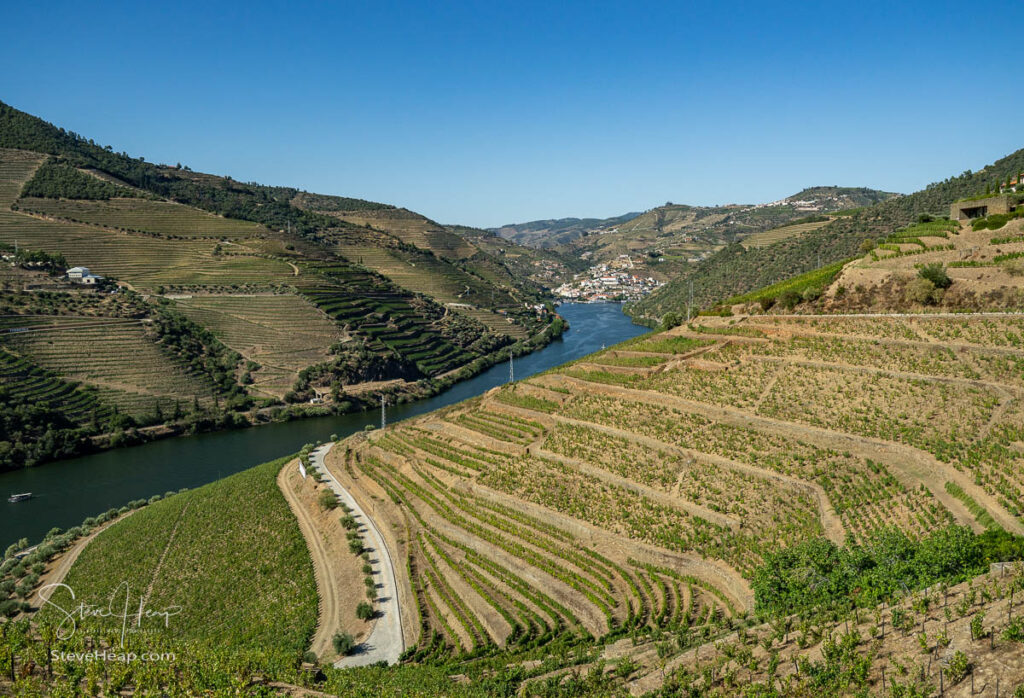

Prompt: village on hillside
xmin=553 ymin=254 xmax=663 ymax=301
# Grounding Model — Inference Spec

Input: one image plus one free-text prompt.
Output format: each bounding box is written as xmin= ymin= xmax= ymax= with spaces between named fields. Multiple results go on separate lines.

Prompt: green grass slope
xmin=37 ymin=455 xmax=316 ymax=657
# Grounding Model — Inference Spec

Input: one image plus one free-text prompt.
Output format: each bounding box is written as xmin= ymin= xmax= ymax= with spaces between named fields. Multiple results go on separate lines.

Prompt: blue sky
xmin=2 ymin=1 xmax=1022 ymax=227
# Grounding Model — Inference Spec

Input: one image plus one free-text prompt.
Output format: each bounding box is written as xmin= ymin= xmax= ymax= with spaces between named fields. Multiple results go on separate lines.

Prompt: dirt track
xmin=277 ymin=460 xmax=344 ymax=660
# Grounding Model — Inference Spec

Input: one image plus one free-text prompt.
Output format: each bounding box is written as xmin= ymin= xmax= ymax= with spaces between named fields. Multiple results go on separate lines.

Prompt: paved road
xmin=310 ymin=443 xmax=405 ymax=667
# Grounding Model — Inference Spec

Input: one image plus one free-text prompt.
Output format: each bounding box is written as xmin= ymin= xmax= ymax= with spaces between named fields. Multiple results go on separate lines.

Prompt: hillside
xmin=9 ymin=310 xmax=1024 ymax=694
xmin=0 ymin=101 xmax=568 ymax=470
xmin=630 ymin=149 xmax=1024 ymax=322
xmin=491 ymin=212 xmax=642 ymax=248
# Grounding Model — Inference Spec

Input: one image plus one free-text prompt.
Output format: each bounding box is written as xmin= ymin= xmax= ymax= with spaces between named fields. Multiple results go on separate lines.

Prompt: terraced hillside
xmin=1 ymin=317 xmax=223 ymax=417
xmin=631 ymin=148 xmax=1024 ymax=323
xmin=17 ymin=196 xmax=269 ymax=238
xmin=325 ymin=311 xmax=1024 ymax=667
xmin=822 ymin=215 xmax=1024 ymax=312
xmin=739 ymin=216 xmax=832 ymax=248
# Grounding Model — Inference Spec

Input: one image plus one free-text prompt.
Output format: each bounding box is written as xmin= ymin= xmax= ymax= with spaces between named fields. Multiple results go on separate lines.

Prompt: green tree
xmin=660 ymin=312 xmax=681 ymax=330
xmin=356 ymin=601 xmax=374 ymax=621
xmin=332 ymin=632 xmax=356 ymax=655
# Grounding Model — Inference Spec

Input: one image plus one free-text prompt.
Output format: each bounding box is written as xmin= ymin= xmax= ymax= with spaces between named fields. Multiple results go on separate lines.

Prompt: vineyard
xmin=296 ymin=309 xmax=1024 ymax=689
xmin=0 ymin=145 xmax=557 ymax=447
xmin=9 ymin=310 xmax=1024 ymax=694
xmin=1 ymin=318 xmax=221 ymax=417
xmin=740 ymin=218 xmax=832 ymax=249
xmin=34 ymin=455 xmax=317 ymax=658
xmin=16 ymin=196 xmax=268 ymax=238
xmin=171 ymin=294 xmax=345 ymax=398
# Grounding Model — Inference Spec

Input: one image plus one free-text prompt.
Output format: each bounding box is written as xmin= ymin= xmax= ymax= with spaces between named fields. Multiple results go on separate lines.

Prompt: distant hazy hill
xmin=629 ymin=150 xmax=1024 ymax=321
xmin=491 ymin=212 xmax=642 ymax=248
xmin=515 ymin=187 xmax=895 ymax=281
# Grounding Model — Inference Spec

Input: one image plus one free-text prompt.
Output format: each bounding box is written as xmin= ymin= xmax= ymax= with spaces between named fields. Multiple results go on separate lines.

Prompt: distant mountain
xmin=628 ymin=150 xmax=1024 ymax=322
xmin=490 ymin=212 xmax=642 ymax=248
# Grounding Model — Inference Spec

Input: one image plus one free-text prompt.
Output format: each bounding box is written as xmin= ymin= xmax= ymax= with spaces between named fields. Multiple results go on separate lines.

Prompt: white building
xmin=67 ymin=266 xmax=104 ymax=285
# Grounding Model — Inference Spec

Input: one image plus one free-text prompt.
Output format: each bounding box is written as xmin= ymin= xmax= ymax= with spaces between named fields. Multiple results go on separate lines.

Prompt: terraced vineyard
xmin=0 ymin=148 xmax=44 ymax=205
xmin=1 ymin=317 xmax=221 ymax=417
xmin=326 ymin=310 xmax=1024 ymax=667
xmin=0 ymin=209 xmax=293 ymax=288
xmin=171 ymin=294 xmax=344 ymax=398
xmin=740 ymin=217 xmax=832 ymax=248
xmin=17 ymin=196 xmax=268 ymax=238
xmin=0 ymin=345 xmax=110 ymax=423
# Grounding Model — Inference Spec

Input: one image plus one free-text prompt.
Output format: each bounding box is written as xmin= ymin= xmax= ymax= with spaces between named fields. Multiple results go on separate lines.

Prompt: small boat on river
xmin=7 ymin=493 xmax=32 ymax=503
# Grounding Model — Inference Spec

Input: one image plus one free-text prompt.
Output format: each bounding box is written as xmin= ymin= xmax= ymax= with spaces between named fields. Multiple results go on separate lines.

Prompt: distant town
xmin=553 ymin=255 xmax=664 ymax=302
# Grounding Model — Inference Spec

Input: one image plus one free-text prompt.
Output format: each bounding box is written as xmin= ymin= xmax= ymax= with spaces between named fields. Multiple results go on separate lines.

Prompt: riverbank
xmin=0 ymin=303 xmax=646 ymax=549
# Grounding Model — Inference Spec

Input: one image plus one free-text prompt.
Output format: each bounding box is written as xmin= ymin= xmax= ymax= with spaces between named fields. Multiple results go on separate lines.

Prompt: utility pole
xmin=687 ymin=280 xmax=693 ymax=323
xmin=380 ymin=395 xmax=386 ymax=430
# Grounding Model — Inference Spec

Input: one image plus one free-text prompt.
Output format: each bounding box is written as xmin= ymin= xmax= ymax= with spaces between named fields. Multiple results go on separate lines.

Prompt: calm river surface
xmin=1 ymin=303 xmax=647 ymax=548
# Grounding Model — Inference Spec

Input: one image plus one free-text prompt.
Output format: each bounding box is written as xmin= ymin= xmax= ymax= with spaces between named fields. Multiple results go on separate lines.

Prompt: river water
xmin=1 ymin=303 xmax=647 ymax=548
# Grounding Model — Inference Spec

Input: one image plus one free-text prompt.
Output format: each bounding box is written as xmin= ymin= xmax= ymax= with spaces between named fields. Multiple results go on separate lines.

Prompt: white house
xmin=67 ymin=266 xmax=104 ymax=285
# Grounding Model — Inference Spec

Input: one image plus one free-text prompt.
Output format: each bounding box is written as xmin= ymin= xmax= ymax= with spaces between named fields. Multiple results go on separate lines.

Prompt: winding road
xmin=309 ymin=443 xmax=405 ymax=667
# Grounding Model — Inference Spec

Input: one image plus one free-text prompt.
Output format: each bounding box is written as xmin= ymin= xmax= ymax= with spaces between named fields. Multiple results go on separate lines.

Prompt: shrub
xmin=970 ymin=612 xmax=987 ymax=640
xmin=906 ymin=278 xmax=942 ymax=305
xmin=778 ymin=290 xmax=801 ymax=310
xmin=348 ymin=539 xmax=365 ymax=555
xmin=318 ymin=489 xmax=338 ymax=510
xmin=859 ymin=238 xmax=877 ymax=254
xmin=660 ymin=312 xmax=681 ymax=331
xmin=918 ymin=263 xmax=952 ymax=289
xmin=332 ymin=632 xmax=356 ymax=655
xmin=356 ymin=601 xmax=374 ymax=621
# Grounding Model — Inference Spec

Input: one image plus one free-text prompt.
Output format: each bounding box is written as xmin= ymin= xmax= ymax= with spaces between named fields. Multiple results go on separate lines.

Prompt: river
xmin=1 ymin=303 xmax=647 ymax=548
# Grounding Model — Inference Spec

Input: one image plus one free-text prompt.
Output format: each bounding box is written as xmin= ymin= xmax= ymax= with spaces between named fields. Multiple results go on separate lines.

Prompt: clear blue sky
xmin=2 ymin=1 xmax=1022 ymax=228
